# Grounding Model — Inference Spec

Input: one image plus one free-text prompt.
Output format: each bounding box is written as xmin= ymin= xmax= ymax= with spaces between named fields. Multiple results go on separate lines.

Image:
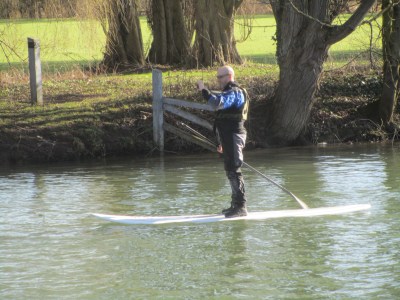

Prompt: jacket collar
xmin=223 ymin=81 xmax=239 ymax=91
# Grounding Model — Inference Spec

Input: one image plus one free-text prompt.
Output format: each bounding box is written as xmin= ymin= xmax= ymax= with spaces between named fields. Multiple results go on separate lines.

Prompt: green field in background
xmin=0 ymin=14 xmax=382 ymax=73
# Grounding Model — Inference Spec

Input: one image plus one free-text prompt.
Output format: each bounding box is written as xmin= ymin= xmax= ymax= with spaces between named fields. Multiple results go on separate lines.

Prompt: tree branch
xmin=326 ymin=0 xmax=376 ymax=45
xmin=361 ymin=0 xmax=399 ymax=26
xmin=0 ymin=38 xmax=25 ymax=66
xmin=287 ymin=0 xmax=334 ymax=28
xmin=235 ymin=0 xmax=244 ymax=10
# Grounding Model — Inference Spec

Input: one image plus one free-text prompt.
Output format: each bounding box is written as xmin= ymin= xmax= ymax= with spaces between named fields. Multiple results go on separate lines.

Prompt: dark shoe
xmin=224 ymin=205 xmax=248 ymax=218
xmin=221 ymin=204 xmax=235 ymax=214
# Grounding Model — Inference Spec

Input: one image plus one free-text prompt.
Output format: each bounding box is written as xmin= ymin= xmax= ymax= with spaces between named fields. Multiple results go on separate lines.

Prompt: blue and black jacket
xmin=201 ymin=81 xmax=248 ymax=133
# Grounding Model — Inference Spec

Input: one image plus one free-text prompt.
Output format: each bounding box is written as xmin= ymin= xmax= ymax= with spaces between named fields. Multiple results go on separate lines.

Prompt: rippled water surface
xmin=1 ymin=144 xmax=399 ymax=299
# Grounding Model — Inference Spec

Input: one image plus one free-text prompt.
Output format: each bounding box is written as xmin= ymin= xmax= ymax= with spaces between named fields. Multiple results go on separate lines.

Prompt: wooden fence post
xmin=152 ymin=69 xmax=164 ymax=151
xmin=28 ymin=37 xmax=43 ymax=105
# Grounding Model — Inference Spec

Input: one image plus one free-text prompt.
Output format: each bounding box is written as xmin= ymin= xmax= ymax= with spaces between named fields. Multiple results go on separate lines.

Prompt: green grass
xmin=0 ymin=17 xmax=152 ymax=72
xmin=0 ymin=14 xmax=383 ymax=113
xmin=0 ymin=14 xmax=382 ymax=73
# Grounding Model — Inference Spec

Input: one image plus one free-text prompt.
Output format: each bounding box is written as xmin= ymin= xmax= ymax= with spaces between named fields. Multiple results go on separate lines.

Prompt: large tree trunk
xmin=193 ymin=0 xmax=243 ymax=67
xmin=379 ymin=0 xmax=400 ymax=126
xmin=147 ymin=0 xmax=190 ymax=65
xmin=103 ymin=0 xmax=144 ymax=69
xmin=266 ymin=0 xmax=376 ymax=146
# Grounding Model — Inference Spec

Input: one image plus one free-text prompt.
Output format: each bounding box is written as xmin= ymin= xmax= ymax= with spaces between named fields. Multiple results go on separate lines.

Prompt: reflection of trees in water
xmin=379 ymin=145 xmax=400 ymax=297
xmin=242 ymin=147 xmax=324 ymax=210
xmin=381 ymin=145 xmax=400 ymax=192
xmin=131 ymin=155 xmax=228 ymax=215
xmin=209 ymin=219 xmax=341 ymax=297
xmin=4 ymin=146 xmax=399 ymax=297
xmin=310 ymin=145 xmax=400 ymax=298
xmin=212 ymin=222 xmax=250 ymax=296
xmin=28 ymin=162 xmax=156 ymax=214
xmin=264 ymin=219 xmax=341 ymax=296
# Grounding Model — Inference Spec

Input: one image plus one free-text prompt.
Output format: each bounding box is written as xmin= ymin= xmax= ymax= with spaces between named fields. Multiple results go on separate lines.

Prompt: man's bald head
xmin=217 ymin=65 xmax=235 ymax=88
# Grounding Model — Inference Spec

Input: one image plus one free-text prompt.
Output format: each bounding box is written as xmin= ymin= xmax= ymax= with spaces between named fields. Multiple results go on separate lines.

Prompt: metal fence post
xmin=152 ymin=69 xmax=164 ymax=151
xmin=28 ymin=37 xmax=43 ymax=105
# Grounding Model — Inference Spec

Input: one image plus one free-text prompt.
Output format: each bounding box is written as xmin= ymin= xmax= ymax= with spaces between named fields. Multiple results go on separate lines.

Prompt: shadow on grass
xmin=0 ymin=60 xmax=102 ymax=73
xmin=327 ymin=48 xmax=381 ymax=59
xmin=1 ymin=48 xmax=382 ymax=76
xmin=0 ymin=95 xmax=151 ymax=127
xmin=48 ymin=93 xmax=108 ymax=104
xmin=242 ymin=49 xmax=381 ymax=65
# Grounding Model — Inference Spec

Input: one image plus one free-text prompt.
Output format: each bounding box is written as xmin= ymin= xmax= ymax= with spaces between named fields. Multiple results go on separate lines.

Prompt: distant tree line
xmin=0 ymin=0 xmax=78 ymax=18
xmin=0 ymin=0 xmax=271 ymax=19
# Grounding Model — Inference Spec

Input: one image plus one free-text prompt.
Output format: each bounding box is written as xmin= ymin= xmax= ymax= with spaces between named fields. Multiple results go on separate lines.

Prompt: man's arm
xmin=197 ymin=80 xmax=245 ymax=110
xmin=197 ymin=80 xmax=222 ymax=109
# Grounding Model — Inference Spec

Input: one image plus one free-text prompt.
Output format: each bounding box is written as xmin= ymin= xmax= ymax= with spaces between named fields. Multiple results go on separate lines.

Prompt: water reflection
xmin=0 ymin=144 xmax=399 ymax=299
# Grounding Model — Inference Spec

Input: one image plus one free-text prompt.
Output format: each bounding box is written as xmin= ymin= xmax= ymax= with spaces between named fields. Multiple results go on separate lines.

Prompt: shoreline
xmin=1 ymin=71 xmax=398 ymax=165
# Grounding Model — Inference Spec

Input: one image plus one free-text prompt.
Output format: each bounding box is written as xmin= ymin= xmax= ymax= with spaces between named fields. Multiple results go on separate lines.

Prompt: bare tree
xmin=265 ymin=0 xmax=376 ymax=146
xmin=102 ymin=0 xmax=145 ymax=69
xmin=379 ymin=0 xmax=400 ymax=126
xmin=147 ymin=0 xmax=191 ymax=65
xmin=192 ymin=0 xmax=243 ymax=67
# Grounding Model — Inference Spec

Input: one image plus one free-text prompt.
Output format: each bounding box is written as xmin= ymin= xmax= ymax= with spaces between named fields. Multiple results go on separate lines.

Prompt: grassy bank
xmin=1 ymin=66 xmax=398 ymax=164
xmin=0 ymin=65 xmax=270 ymax=163
xmin=0 ymin=14 xmax=393 ymax=164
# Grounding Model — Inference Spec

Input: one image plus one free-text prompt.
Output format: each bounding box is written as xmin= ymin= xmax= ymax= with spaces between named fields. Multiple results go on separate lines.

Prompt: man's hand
xmin=197 ymin=80 xmax=205 ymax=91
xmin=217 ymin=144 xmax=223 ymax=154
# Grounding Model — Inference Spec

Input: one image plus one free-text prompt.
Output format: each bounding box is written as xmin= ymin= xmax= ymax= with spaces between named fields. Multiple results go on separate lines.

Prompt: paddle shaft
xmin=180 ymin=123 xmax=309 ymax=209
xmin=242 ymin=162 xmax=308 ymax=209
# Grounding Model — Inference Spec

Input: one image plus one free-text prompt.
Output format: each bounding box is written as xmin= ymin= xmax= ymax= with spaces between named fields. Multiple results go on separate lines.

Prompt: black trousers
xmin=217 ymin=124 xmax=247 ymax=206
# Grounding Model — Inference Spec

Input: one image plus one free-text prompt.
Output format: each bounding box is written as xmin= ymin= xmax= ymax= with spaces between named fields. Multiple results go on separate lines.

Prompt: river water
xmin=0 ymin=144 xmax=399 ymax=299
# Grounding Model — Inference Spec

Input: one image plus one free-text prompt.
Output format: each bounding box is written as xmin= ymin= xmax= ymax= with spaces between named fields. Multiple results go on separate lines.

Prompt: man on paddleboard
xmin=197 ymin=66 xmax=249 ymax=218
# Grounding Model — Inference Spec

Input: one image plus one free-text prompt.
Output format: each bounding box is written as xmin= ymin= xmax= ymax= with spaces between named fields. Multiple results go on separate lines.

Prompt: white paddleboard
xmin=91 ymin=204 xmax=371 ymax=225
